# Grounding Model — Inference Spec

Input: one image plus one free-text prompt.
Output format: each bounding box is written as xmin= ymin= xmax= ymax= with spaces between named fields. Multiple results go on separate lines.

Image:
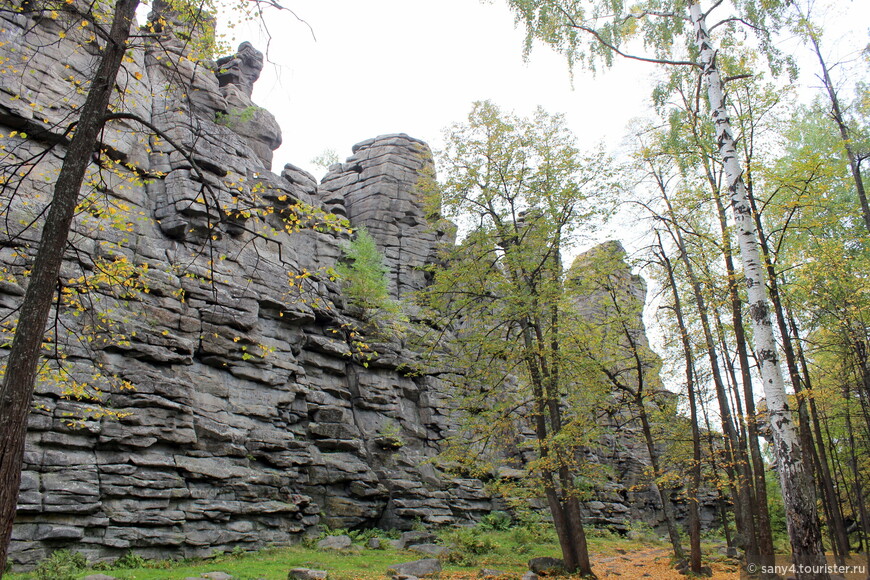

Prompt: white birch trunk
xmin=688 ymin=3 xmax=829 ymax=578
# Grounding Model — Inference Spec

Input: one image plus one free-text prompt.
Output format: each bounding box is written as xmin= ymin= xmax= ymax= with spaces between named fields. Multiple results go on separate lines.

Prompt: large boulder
xmin=386 ymin=559 xmax=442 ymax=578
xmin=528 ymin=557 xmax=566 ymax=576
xmin=316 ymin=535 xmax=353 ymax=551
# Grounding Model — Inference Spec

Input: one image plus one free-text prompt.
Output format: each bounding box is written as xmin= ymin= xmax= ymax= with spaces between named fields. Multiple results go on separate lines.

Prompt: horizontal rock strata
xmin=1 ymin=4 xmax=714 ymax=569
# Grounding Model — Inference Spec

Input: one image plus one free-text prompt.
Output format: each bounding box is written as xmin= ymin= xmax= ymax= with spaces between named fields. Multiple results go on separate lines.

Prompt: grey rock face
xmin=528 ymin=557 xmax=565 ymax=575
xmin=398 ymin=531 xmax=438 ymax=548
xmin=2 ymin=10 xmax=492 ymax=570
xmin=316 ymin=535 xmax=353 ymax=551
xmin=216 ymin=42 xmax=264 ymax=98
xmin=386 ymin=559 xmax=442 ymax=578
xmin=288 ymin=569 xmax=329 ymax=580
xmin=3 ymin=6 xmax=713 ymax=572
xmin=407 ymin=544 xmax=450 ymax=557
xmin=323 ymin=134 xmax=455 ymax=299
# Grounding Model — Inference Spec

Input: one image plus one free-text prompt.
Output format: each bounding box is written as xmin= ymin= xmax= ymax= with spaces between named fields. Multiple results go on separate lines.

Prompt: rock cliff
xmin=0 ymin=5 xmax=711 ymax=568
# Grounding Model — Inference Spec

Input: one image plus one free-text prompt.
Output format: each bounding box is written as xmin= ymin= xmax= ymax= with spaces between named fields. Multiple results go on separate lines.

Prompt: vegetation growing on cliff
xmin=0 ymin=0 xmax=868 ymax=577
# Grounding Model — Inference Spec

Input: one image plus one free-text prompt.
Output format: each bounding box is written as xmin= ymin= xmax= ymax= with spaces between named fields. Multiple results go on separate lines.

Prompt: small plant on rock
xmin=336 ymin=227 xmax=406 ymax=334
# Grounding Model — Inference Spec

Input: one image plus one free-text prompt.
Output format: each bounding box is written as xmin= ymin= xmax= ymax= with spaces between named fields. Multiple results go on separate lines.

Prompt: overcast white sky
xmin=229 ymin=0 xmax=868 ymax=183
xmin=243 ymin=0 xmax=654 ymax=175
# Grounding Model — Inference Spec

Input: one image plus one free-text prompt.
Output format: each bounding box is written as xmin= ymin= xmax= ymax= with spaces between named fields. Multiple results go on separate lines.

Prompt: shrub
xmin=113 ymin=550 xmax=148 ymax=569
xmin=35 ymin=550 xmax=87 ymax=580
xmin=507 ymin=527 xmax=535 ymax=554
xmin=336 ymin=228 xmax=406 ymax=331
xmin=479 ymin=510 xmax=512 ymax=531
xmin=441 ymin=526 xmax=497 ymax=565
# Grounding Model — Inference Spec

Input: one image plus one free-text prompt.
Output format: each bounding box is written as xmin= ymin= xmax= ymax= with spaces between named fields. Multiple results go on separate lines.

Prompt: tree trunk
xmin=745 ymin=177 xmax=850 ymax=563
xmin=844 ymin=383 xmax=870 ymax=572
xmin=657 ymin=238 xmax=703 ymax=573
xmin=522 ymin=318 xmax=594 ymax=577
xmin=800 ymin=19 xmax=870 ymax=233
xmin=658 ymin=181 xmax=758 ymax=556
xmin=711 ymin=188 xmax=776 ymax=560
xmin=699 ymin=386 xmax=735 ymax=550
xmin=0 ymin=0 xmax=140 ymax=571
xmin=637 ymin=394 xmax=687 ymax=565
xmin=689 ymin=4 xmax=828 ymax=577
xmin=787 ymin=313 xmax=851 ymax=563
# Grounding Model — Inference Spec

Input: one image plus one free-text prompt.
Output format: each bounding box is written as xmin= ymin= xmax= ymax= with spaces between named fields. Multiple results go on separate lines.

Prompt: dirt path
xmin=593 ymin=547 xmax=740 ymax=579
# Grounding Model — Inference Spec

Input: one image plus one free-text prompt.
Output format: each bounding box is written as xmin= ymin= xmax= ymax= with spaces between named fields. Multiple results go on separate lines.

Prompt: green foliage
xmin=336 ymin=227 xmax=405 ymax=329
xmin=478 ymin=510 xmax=512 ymax=531
xmin=311 ymin=148 xmax=341 ymax=171
xmin=503 ymin=0 xmax=795 ymax=78
xmin=113 ymin=550 xmax=149 ymax=569
xmin=214 ymin=106 xmax=260 ymax=128
xmin=764 ymin=471 xmax=790 ymax=551
xmin=422 ymin=100 xmax=616 ymax=515
xmin=6 ymin=530 xmax=681 ymax=580
xmin=441 ymin=527 xmax=497 ymax=565
xmin=34 ymin=550 xmax=87 ymax=580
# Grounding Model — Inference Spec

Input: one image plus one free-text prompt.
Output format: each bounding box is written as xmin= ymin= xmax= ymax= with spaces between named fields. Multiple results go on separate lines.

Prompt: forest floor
xmin=591 ymin=546 xmax=739 ymax=579
xmin=8 ymin=527 xmax=752 ymax=580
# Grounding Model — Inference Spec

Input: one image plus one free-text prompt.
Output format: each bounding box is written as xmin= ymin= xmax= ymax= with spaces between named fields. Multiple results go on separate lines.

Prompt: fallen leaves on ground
xmin=593 ymin=547 xmax=739 ymax=579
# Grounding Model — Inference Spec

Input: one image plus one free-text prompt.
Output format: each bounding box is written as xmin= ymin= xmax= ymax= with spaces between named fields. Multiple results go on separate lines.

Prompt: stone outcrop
xmin=566 ymin=242 xmax=720 ymax=532
xmin=0 ymin=5 xmax=712 ymax=570
xmin=321 ymin=136 xmax=454 ymax=299
xmin=0 ymin=8 xmax=492 ymax=568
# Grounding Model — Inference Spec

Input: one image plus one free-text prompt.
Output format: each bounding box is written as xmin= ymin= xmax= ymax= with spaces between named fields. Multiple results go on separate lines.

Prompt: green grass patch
xmin=7 ymin=527 xmax=680 ymax=580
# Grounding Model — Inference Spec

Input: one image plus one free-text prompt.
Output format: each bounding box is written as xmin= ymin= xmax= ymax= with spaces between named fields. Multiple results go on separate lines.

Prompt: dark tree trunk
xmin=800 ymin=20 xmax=870 ymax=233
xmin=0 ymin=0 xmax=140 ymax=572
xmin=637 ymin=394 xmax=687 ymax=565
xmin=657 ymin=239 xmax=705 ymax=574
xmin=844 ymin=383 xmax=870 ymax=571
xmin=658 ymin=183 xmax=758 ymax=556
xmin=689 ymin=4 xmax=828 ymax=575
xmin=522 ymin=318 xmax=594 ymax=577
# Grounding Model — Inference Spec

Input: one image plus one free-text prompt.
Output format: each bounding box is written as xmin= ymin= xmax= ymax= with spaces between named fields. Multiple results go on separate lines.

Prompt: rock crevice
xmin=1 ymin=10 xmax=712 ymax=568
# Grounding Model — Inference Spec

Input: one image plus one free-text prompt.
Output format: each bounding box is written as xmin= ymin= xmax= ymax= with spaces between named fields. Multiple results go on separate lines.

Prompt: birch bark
xmin=688 ymin=3 xmax=828 ymax=577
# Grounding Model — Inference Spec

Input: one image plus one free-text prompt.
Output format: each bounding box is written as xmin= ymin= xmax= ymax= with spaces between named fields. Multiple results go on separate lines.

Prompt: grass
xmin=6 ymin=527 xmax=692 ymax=580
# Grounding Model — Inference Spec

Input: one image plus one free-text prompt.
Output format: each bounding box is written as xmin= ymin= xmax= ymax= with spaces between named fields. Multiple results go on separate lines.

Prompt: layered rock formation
xmin=1 ymin=5 xmax=711 ymax=569
xmin=0 ymin=8 xmax=491 ymax=567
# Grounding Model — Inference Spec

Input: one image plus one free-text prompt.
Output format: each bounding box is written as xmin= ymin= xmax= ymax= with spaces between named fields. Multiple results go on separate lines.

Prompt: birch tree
xmin=500 ymin=0 xmax=828 ymax=575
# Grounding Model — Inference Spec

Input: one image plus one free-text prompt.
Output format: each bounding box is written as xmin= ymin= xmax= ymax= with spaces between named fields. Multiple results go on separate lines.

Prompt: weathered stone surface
xmin=288 ymin=568 xmax=329 ymax=580
xmin=366 ymin=537 xmax=382 ymax=549
xmin=408 ymin=544 xmax=450 ymax=557
xmin=528 ymin=557 xmax=565 ymax=576
xmin=316 ymin=535 xmax=352 ymax=551
xmin=216 ymin=41 xmax=263 ymax=98
xmin=323 ymin=134 xmax=455 ymax=299
xmin=386 ymin=559 xmax=442 ymax=578
xmin=398 ymin=531 xmax=438 ymax=548
xmin=3 ymin=5 xmax=714 ymax=572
